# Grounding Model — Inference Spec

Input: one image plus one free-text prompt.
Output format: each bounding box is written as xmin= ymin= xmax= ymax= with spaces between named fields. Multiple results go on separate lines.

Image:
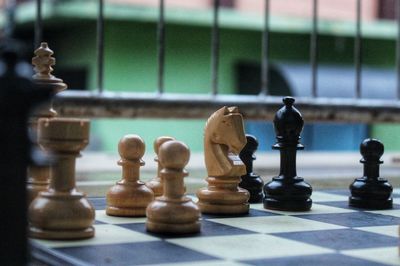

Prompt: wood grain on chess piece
xmin=27 ymin=42 xmax=67 ymax=204
xmin=146 ymin=140 xmax=201 ymax=234
xmin=197 ymin=106 xmax=250 ymax=215
xmin=28 ymin=118 xmax=95 ymax=240
xmin=146 ymin=136 xmax=175 ymax=197
xmin=106 ymin=135 xmax=154 ymax=217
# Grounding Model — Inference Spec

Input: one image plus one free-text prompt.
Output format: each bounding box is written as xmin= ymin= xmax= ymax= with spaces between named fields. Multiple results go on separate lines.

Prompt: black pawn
xmin=263 ymin=97 xmax=312 ymax=211
xmin=239 ymin=135 xmax=264 ymax=203
xmin=349 ymin=139 xmax=393 ymax=209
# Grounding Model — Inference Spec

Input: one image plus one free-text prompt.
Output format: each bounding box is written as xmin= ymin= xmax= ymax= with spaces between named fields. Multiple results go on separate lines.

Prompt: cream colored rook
xmin=146 ymin=136 xmax=175 ymax=197
xmin=28 ymin=118 xmax=95 ymax=240
xmin=106 ymin=135 xmax=154 ymax=217
xmin=27 ymin=42 xmax=67 ymax=204
xmin=196 ymin=106 xmax=250 ymax=214
xmin=146 ymin=140 xmax=201 ymax=234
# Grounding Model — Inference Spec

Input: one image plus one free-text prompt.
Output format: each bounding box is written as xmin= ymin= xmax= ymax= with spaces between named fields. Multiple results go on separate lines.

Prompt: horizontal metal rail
xmin=54 ymin=91 xmax=400 ymax=123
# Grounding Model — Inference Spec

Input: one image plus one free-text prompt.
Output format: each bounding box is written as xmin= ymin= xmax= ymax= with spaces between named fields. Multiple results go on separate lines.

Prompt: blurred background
xmin=3 ymin=0 xmax=400 ymax=195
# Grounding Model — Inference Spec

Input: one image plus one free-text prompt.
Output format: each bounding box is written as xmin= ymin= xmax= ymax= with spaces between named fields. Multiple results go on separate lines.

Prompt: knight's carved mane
xmin=204 ymin=106 xmax=242 ymax=177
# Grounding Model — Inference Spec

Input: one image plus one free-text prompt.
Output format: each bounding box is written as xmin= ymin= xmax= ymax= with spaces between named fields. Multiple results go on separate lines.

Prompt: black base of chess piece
xmin=239 ymin=135 xmax=264 ymax=203
xmin=263 ymin=176 xmax=312 ymax=211
xmin=263 ymin=97 xmax=312 ymax=211
xmin=349 ymin=139 xmax=393 ymax=210
xmin=240 ymin=174 xmax=264 ymax=203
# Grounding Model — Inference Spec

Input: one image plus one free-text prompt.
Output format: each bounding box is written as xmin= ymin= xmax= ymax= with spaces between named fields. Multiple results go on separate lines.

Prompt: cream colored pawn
xmin=146 ymin=141 xmax=201 ymax=234
xmin=106 ymin=135 xmax=154 ymax=217
xmin=146 ymin=136 xmax=175 ymax=197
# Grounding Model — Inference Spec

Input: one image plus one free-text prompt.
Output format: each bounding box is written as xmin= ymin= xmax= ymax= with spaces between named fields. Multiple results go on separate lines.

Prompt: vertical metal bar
xmin=34 ymin=0 xmax=42 ymax=48
xmin=97 ymin=0 xmax=105 ymax=93
xmin=396 ymin=0 xmax=400 ymax=99
xmin=211 ymin=0 xmax=220 ymax=95
xmin=355 ymin=0 xmax=362 ymax=98
xmin=310 ymin=0 xmax=318 ymax=98
xmin=157 ymin=0 xmax=165 ymax=94
xmin=4 ymin=0 xmax=16 ymax=38
xmin=260 ymin=0 xmax=270 ymax=96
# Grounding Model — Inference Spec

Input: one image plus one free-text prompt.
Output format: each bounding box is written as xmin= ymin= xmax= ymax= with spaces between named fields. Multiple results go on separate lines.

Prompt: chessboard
xmin=30 ymin=190 xmax=400 ymax=266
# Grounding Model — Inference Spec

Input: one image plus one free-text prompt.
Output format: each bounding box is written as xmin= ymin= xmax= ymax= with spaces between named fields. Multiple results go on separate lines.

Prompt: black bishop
xmin=263 ymin=97 xmax=312 ymax=211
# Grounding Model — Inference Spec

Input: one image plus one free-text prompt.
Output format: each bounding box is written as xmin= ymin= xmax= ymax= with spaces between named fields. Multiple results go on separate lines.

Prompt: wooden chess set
xmin=1 ymin=41 xmax=399 ymax=266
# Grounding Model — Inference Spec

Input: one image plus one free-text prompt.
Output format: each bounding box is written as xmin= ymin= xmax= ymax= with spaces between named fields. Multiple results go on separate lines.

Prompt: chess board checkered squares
xmin=341 ymin=247 xmax=400 ymax=266
xmin=166 ymin=234 xmax=334 ymax=261
xmin=297 ymin=212 xmax=400 ymax=228
xmin=33 ymin=224 xmax=158 ymax=248
xmin=272 ymin=228 xmax=399 ymax=250
xmin=136 ymin=260 xmax=250 ymax=266
xmin=206 ymin=215 xmax=346 ymax=234
xmin=355 ymin=225 xmax=399 ymax=238
xmin=250 ymin=202 xmax=355 ymax=216
xmin=311 ymin=191 xmax=349 ymax=202
xmin=95 ymin=210 xmax=147 ymax=224
xmin=367 ymin=209 xmax=400 ymax=218
xmin=242 ymin=253 xmax=392 ymax=266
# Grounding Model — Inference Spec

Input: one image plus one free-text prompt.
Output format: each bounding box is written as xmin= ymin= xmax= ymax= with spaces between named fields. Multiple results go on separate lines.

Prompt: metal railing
xmin=19 ymin=0 xmax=400 ymax=121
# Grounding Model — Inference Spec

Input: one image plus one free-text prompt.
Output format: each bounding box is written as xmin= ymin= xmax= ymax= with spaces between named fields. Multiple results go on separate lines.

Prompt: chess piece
xmin=29 ymin=118 xmax=95 ymax=239
xmin=349 ymin=138 xmax=393 ymax=209
xmin=106 ymin=135 xmax=154 ymax=217
xmin=197 ymin=106 xmax=250 ymax=215
xmin=27 ymin=42 xmax=67 ymax=204
xmin=0 ymin=38 xmax=53 ymax=265
xmin=146 ymin=136 xmax=175 ymax=197
xmin=146 ymin=140 xmax=201 ymax=234
xmin=263 ymin=97 xmax=312 ymax=211
xmin=239 ymin=135 xmax=264 ymax=203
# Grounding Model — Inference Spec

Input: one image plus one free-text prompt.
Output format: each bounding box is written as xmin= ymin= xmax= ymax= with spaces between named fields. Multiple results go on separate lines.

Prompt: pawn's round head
xmin=118 ymin=134 xmax=145 ymax=160
xmin=244 ymin=134 xmax=259 ymax=153
xmin=360 ymin=138 xmax=384 ymax=161
xmin=159 ymin=140 xmax=190 ymax=169
xmin=154 ymin=136 xmax=175 ymax=154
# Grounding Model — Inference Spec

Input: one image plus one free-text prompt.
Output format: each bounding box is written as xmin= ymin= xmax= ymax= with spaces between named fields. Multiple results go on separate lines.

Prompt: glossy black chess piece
xmin=263 ymin=97 xmax=312 ymax=211
xmin=0 ymin=38 xmax=53 ymax=265
xmin=239 ymin=134 xmax=264 ymax=203
xmin=349 ymin=138 xmax=393 ymax=209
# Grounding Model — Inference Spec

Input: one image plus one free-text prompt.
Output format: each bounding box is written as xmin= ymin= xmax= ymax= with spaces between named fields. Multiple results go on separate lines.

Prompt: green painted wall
xmin=42 ymin=19 xmax=398 ymax=152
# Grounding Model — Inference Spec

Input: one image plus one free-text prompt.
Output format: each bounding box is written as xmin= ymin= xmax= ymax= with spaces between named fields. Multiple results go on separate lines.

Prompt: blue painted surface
xmin=245 ymin=122 xmax=368 ymax=151
xmin=242 ymin=63 xmax=379 ymax=152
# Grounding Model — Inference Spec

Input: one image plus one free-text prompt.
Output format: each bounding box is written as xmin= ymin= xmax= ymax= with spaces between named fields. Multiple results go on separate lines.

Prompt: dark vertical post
xmin=396 ymin=0 xmax=400 ymax=99
xmin=4 ymin=0 xmax=16 ymax=38
xmin=0 ymin=39 xmax=53 ymax=266
xmin=211 ymin=0 xmax=220 ymax=95
xmin=310 ymin=0 xmax=318 ymax=98
xmin=157 ymin=0 xmax=165 ymax=94
xmin=34 ymin=0 xmax=42 ymax=48
xmin=97 ymin=0 xmax=105 ymax=93
xmin=355 ymin=0 xmax=362 ymax=98
xmin=260 ymin=0 xmax=270 ymax=96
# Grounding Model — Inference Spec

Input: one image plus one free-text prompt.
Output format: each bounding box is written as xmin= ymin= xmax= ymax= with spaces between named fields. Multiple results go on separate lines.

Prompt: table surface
xmin=31 ymin=190 xmax=400 ymax=266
